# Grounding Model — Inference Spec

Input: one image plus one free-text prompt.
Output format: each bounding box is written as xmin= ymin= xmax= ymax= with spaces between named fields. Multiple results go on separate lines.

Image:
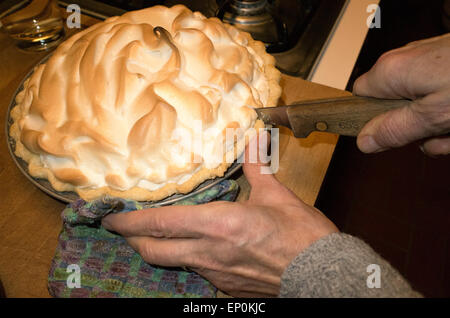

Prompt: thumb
xmin=357 ymin=104 xmax=427 ymax=153
xmin=243 ymin=130 xmax=299 ymax=204
xmin=243 ymin=130 xmax=277 ymax=188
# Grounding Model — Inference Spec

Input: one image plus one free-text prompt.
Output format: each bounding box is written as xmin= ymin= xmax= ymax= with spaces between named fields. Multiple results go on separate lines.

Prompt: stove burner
xmin=216 ymin=0 xmax=288 ymax=52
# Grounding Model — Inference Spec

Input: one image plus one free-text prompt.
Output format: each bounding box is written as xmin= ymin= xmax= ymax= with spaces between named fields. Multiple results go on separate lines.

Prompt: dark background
xmin=316 ymin=0 xmax=450 ymax=297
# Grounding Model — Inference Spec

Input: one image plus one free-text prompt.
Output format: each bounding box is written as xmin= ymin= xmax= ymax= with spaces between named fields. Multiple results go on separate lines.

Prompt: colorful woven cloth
xmin=48 ymin=180 xmax=239 ymax=298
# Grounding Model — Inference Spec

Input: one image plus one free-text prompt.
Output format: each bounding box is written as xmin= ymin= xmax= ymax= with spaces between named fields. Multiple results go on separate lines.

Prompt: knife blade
xmin=254 ymin=95 xmax=411 ymax=138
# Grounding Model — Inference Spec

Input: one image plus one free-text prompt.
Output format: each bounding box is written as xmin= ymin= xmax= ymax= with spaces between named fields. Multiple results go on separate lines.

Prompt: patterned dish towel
xmin=48 ymin=180 xmax=239 ymax=298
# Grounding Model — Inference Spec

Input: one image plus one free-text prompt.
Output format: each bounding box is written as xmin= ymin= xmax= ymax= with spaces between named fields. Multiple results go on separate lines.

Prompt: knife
xmin=255 ymin=95 xmax=411 ymax=138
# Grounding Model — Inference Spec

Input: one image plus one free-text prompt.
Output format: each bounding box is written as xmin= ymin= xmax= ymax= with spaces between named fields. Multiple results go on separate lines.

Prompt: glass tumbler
xmin=0 ymin=0 xmax=65 ymax=52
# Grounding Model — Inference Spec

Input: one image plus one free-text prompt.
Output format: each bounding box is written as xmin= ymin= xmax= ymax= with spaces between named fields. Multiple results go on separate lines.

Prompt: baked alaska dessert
xmin=9 ymin=5 xmax=282 ymax=201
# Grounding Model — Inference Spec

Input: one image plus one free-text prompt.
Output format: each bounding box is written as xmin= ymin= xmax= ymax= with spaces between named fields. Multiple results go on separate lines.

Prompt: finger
xmin=101 ymin=204 xmax=212 ymax=238
xmin=126 ymin=236 xmax=202 ymax=267
xmin=356 ymin=104 xmax=426 ymax=153
xmin=352 ymin=55 xmax=407 ymax=100
xmin=421 ymin=136 xmax=450 ymax=156
xmin=352 ymin=47 xmax=424 ymax=100
xmin=353 ymin=72 xmax=402 ymax=99
xmin=354 ymin=36 xmax=450 ymax=100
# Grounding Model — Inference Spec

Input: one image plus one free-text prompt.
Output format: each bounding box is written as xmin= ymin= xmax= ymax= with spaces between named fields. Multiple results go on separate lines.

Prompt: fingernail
xmin=358 ymin=135 xmax=382 ymax=153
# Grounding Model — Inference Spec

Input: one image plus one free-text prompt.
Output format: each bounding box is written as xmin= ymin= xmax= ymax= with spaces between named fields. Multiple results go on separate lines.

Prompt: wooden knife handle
xmin=287 ymin=96 xmax=411 ymax=138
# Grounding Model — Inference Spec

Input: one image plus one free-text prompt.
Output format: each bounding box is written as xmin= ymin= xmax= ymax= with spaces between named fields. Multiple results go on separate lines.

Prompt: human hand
xmin=101 ymin=132 xmax=338 ymax=297
xmin=353 ymin=33 xmax=450 ymax=156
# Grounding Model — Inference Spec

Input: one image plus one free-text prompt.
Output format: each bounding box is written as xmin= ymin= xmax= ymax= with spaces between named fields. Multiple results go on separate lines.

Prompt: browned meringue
xmin=10 ymin=5 xmax=281 ymax=201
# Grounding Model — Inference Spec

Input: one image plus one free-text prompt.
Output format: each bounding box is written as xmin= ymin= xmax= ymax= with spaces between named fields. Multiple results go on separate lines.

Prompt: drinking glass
xmin=0 ymin=0 xmax=64 ymax=51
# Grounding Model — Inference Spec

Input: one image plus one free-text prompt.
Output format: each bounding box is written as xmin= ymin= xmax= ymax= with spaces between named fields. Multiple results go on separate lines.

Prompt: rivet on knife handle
xmin=286 ymin=96 xmax=411 ymax=138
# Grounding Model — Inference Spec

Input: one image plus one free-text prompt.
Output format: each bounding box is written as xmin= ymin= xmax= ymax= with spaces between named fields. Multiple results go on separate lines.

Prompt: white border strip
xmin=309 ymin=0 xmax=380 ymax=90
xmin=306 ymin=0 xmax=350 ymax=82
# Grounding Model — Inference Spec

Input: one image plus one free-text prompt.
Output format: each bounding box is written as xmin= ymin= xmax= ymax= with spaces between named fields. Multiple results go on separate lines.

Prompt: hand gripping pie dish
xmin=9 ymin=5 xmax=281 ymax=202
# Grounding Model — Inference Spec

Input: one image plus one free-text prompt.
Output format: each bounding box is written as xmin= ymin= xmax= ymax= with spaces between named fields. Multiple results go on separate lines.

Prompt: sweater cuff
xmin=279 ymin=233 xmax=421 ymax=298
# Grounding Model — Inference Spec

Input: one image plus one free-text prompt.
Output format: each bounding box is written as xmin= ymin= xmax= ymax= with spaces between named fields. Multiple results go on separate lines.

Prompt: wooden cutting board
xmin=0 ymin=14 xmax=351 ymax=297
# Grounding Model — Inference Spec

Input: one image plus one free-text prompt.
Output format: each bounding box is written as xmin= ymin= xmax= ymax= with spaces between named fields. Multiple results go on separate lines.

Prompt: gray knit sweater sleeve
xmin=279 ymin=233 xmax=421 ymax=297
